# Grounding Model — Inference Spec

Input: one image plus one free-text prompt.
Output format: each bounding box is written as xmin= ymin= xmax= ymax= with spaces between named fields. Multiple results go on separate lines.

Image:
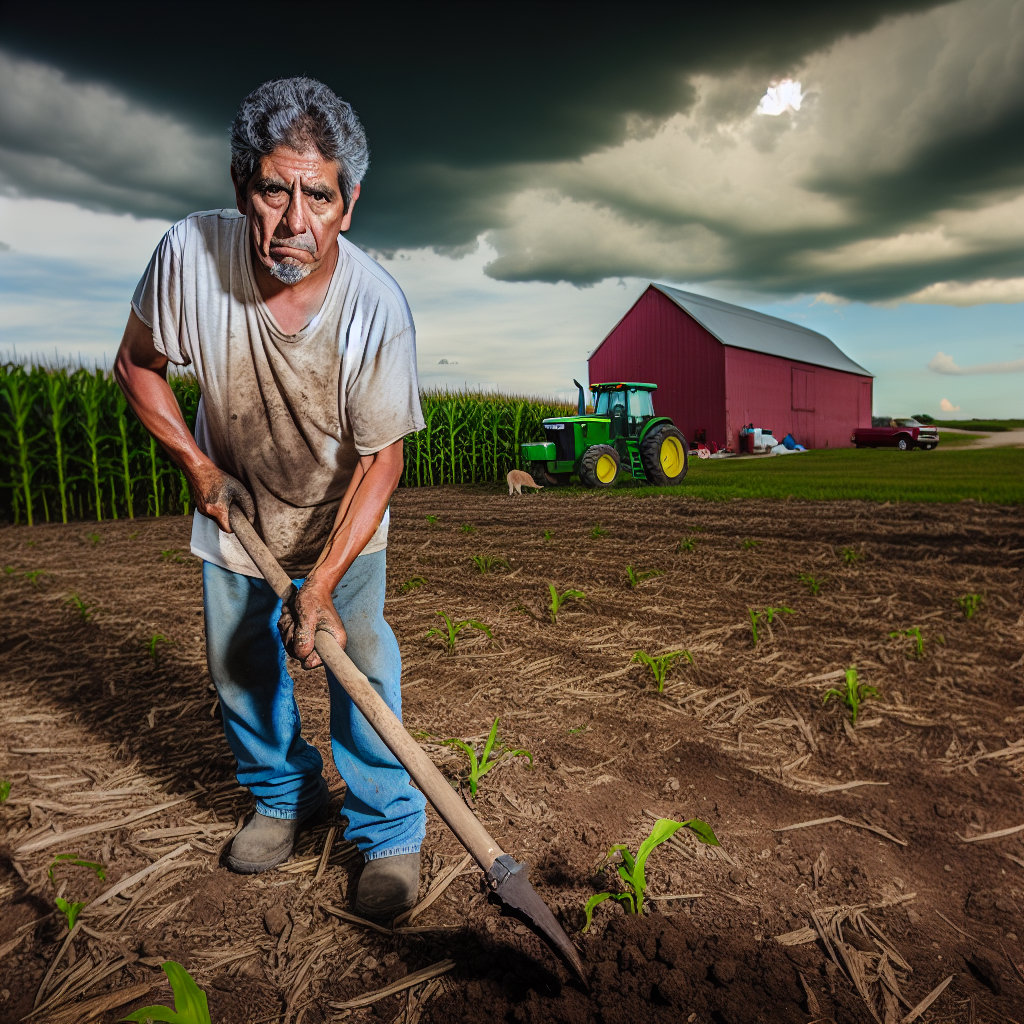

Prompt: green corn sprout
xmin=955 ymin=593 xmax=984 ymax=619
xmin=625 ymin=565 xmax=664 ymax=588
xmin=461 ymin=523 xmax=477 ymax=534
xmin=47 ymin=854 xmax=106 ymax=882
xmin=24 ymin=570 xmax=48 ymax=585
xmin=442 ymin=717 xmax=533 ymax=796
xmin=763 ymin=606 xmax=794 ymax=625
xmin=631 ymin=650 xmax=693 ymax=692
xmin=543 ymin=529 xmax=555 ymax=541
xmin=841 ymin=546 xmax=861 ymax=565
xmin=548 ymin=584 xmax=586 ymax=623
xmin=120 ymin=960 xmax=212 ymax=1024
xmin=65 ymin=593 xmax=95 ymax=622
xmin=400 ymin=575 xmax=428 ymax=593
xmin=583 ymin=817 xmax=720 ymax=930
xmin=748 ymin=606 xmax=794 ymax=645
xmin=823 ymin=665 xmax=878 ymax=726
xmin=676 ymin=537 xmax=697 ymax=552
xmin=590 ymin=525 xmax=608 ymax=539
xmin=471 ymin=554 xmax=509 ymax=574
xmin=797 ymin=572 xmax=821 ymax=596
xmin=160 ymin=549 xmax=186 ymax=563
xmin=0 ymin=780 xmax=10 ymax=803
xmin=4 ymin=566 xmax=15 ymax=574
xmin=55 ymin=896 xmax=86 ymax=932
xmin=426 ymin=611 xmax=493 ymax=654
xmin=147 ymin=633 xmax=173 ymax=664
xmin=88 ymin=532 xmax=101 ymax=546
xmin=741 ymin=539 xmax=759 ymax=550
xmin=889 ymin=625 xmax=924 ymax=658
xmin=425 ymin=514 xmax=439 ymax=526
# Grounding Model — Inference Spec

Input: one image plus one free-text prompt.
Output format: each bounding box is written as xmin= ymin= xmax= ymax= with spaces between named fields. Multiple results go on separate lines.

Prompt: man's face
xmin=233 ymin=146 xmax=359 ymax=285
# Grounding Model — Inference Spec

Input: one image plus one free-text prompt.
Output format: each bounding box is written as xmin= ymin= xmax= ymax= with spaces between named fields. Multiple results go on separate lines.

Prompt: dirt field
xmin=1 ymin=489 xmax=1021 ymax=1024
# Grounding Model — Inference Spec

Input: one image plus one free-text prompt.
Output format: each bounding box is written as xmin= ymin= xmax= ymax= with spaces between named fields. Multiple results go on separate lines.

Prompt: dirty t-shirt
xmin=132 ymin=209 xmax=423 ymax=578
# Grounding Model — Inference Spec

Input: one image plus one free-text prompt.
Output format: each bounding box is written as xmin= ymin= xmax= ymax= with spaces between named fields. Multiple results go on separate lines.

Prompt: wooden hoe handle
xmin=227 ymin=506 xmax=506 ymax=874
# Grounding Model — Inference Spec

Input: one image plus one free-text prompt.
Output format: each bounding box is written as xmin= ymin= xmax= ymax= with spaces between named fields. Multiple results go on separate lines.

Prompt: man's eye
xmin=264 ymin=186 xmax=284 ymax=196
xmin=311 ymin=192 xmax=330 ymax=203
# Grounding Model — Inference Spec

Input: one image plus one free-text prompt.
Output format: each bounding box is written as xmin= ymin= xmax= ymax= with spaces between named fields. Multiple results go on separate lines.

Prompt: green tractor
xmin=521 ymin=380 xmax=689 ymax=488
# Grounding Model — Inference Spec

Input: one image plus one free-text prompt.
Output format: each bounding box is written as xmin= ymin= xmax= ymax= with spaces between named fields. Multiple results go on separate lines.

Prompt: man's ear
xmin=230 ymin=167 xmax=248 ymax=216
xmin=340 ymin=182 xmax=361 ymax=232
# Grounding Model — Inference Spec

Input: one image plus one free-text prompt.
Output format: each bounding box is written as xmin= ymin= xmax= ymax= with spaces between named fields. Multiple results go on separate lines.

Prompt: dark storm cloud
xmin=1 ymin=1 xmax=1020 ymax=301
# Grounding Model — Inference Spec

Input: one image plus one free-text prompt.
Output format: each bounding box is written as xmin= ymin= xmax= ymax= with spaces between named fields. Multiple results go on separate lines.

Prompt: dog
xmin=507 ymin=469 xmax=544 ymax=495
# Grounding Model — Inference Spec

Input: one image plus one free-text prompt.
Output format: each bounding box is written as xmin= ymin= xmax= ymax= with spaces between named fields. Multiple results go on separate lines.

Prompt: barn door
xmin=859 ymin=381 xmax=872 ymax=425
xmin=791 ymin=368 xmax=815 ymax=411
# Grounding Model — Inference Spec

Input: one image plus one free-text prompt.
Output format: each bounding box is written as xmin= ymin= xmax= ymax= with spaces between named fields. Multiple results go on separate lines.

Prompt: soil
xmin=1 ymin=489 xmax=1021 ymax=1024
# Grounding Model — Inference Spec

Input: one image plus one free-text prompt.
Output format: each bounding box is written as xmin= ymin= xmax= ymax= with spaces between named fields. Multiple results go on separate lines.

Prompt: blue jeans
xmin=202 ymin=549 xmax=425 ymax=861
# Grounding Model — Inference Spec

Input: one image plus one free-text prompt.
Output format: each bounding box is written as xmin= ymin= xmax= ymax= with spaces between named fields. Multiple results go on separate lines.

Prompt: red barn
xmin=588 ymin=284 xmax=873 ymax=451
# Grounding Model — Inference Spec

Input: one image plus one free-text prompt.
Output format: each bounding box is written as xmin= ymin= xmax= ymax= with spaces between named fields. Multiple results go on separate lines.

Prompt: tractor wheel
xmin=641 ymin=424 xmax=689 ymax=485
xmin=530 ymin=462 xmax=553 ymax=486
xmin=579 ymin=445 xmax=621 ymax=488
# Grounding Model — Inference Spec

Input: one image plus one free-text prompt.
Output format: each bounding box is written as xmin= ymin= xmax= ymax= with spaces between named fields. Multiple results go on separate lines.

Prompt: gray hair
xmin=230 ymin=77 xmax=369 ymax=209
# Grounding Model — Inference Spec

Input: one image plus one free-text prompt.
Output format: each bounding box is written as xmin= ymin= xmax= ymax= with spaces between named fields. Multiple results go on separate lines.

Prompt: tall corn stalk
xmin=0 ymin=365 xmax=41 ymax=525
xmin=40 ymin=367 xmax=72 ymax=522
xmin=74 ymin=369 xmax=107 ymax=520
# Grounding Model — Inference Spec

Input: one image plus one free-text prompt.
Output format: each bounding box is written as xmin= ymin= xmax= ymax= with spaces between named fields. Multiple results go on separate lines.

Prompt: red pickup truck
xmin=852 ymin=418 xmax=940 ymax=451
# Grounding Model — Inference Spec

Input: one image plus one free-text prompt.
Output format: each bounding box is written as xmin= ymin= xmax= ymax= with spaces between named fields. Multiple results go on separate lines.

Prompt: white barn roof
xmin=654 ymin=284 xmax=873 ymax=377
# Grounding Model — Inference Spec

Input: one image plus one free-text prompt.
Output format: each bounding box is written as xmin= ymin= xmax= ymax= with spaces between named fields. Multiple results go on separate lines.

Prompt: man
xmin=115 ymin=77 xmax=426 ymax=922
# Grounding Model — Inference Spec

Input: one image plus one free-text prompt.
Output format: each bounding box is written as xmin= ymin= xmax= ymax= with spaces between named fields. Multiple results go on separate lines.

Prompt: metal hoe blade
xmin=488 ymin=855 xmax=587 ymax=983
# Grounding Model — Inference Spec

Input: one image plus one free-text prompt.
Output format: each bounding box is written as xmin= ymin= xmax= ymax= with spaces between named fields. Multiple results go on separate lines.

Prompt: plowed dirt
xmin=1 ymin=489 xmax=1021 ymax=1024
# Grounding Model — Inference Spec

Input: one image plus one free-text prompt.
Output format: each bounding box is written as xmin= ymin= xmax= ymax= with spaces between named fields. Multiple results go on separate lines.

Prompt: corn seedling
xmin=590 ymin=524 xmax=607 ymax=539
xmin=548 ymin=583 xmax=585 ymax=623
xmin=87 ymin=531 xmax=101 ymax=546
xmin=889 ymin=625 xmax=924 ymax=659
xmin=400 ymin=575 xmax=428 ymax=593
xmin=48 ymin=854 xmax=106 ymax=882
xmin=160 ymin=548 xmax=187 ymax=563
xmin=55 ymin=896 xmax=86 ymax=931
xmin=64 ymin=592 xmax=95 ymax=622
xmin=147 ymin=633 xmax=173 ymax=664
xmin=460 ymin=523 xmax=477 ymax=534
xmin=823 ymin=665 xmax=878 ymax=726
xmin=763 ymin=606 xmax=793 ymax=625
xmin=121 ymin=960 xmax=212 ymax=1024
xmin=426 ymin=611 xmax=493 ymax=653
xmin=797 ymin=572 xmax=821 ymax=596
xmin=24 ymin=570 xmax=48 ymax=585
xmin=748 ymin=606 xmax=794 ymax=645
xmin=676 ymin=537 xmax=697 ymax=552
xmin=631 ymin=650 xmax=693 ymax=693
xmin=583 ymin=817 xmax=720 ymax=930
xmin=471 ymin=554 xmax=509 ymax=574
xmin=0 ymin=780 xmax=10 ymax=803
xmin=425 ymin=514 xmax=439 ymax=526
xmin=442 ymin=717 xmax=533 ymax=796
xmin=4 ymin=565 xmax=14 ymax=574
xmin=841 ymin=546 xmax=861 ymax=565
xmin=741 ymin=539 xmax=759 ymax=550
xmin=955 ymin=593 xmax=984 ymax=619
xmin=543 ymin=529 xmax=555 ymax=541
xmin=625 ymin=565 xmax=664 ymax=588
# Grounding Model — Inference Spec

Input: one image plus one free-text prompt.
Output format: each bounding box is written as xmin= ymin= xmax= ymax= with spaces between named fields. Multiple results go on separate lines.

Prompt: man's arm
xmin=278 ymin=439 xmax=404 ymax=670
xmin=113 ymin=309 xmax=254 ymax=531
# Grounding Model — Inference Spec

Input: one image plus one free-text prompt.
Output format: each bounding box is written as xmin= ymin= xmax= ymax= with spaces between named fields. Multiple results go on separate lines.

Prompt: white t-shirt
xmin=132 ymin=209 xmax=424 ymax=578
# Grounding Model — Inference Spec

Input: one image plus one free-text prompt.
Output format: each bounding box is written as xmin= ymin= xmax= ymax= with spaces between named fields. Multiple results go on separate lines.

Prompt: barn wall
xmin=723 ymin=347 xmax=872 ymax=450
xmin=588 ymin=287 xmax=727 ymax=447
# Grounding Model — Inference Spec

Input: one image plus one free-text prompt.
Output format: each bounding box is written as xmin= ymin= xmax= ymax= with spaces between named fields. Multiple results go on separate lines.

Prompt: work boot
xmin=226 ymin=779 xmax=329 ymax=874
xmin=354 ymin=852 xmax=421 ymax=923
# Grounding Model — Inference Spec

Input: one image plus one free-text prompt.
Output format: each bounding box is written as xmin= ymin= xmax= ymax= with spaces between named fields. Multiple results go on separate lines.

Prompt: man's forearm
xmin=304 ymin=442 xmax=403 ymax=594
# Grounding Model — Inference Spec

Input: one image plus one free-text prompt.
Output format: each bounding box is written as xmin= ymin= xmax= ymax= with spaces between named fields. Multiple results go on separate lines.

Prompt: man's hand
xmin=278 ymin=578 xmax=347 ymax=670
xmin=188 ymin=464 xmax=255 ymax=534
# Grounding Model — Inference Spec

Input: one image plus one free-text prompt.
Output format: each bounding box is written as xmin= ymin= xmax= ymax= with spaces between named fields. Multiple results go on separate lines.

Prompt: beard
xmin=267 ymin=258 xmax=313 ymax=285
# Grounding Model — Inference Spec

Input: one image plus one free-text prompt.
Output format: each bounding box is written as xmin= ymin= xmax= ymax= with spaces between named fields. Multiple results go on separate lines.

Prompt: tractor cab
xmin=520 ymin=381 xmax=689 ymax=490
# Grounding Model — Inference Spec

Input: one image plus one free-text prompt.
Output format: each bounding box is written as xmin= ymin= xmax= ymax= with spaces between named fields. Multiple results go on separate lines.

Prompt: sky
xmin=0 ymin=1 xmax=1021 ymax=417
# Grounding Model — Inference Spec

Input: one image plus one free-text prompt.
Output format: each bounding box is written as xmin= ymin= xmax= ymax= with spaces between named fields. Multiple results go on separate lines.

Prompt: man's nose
xmin=283 ymin=175 xmax=309 ymax=236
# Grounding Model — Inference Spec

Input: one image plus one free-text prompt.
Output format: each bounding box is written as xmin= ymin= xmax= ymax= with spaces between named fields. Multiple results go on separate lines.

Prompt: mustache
xmin=268 ymin=229 xmax=317 ymax=254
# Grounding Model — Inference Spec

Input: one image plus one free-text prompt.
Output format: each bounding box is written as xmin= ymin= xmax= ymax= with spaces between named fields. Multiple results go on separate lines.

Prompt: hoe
xmin=228 ymin=505 xmax=586 ymax=984
xmin=521 ymin=380 xmax=689 ymax=488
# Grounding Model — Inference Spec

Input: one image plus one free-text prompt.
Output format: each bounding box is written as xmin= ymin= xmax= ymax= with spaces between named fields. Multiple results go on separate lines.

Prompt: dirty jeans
xmin=202 ymin=549 xmax=425 ymax=860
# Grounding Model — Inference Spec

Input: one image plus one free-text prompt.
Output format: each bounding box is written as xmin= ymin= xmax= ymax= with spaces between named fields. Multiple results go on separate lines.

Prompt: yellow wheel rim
xmin=660 ymin=436 xmax=685 ymax=477
xmin=596 ymin=453 xmax=618 ymax=483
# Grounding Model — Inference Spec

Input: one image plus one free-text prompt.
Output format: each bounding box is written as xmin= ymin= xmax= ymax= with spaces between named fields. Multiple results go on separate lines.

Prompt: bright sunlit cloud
xmin=940 ymin=398 xmax=961 ymax=411
xmin=756 ymin=78 xmax=803 ymax=115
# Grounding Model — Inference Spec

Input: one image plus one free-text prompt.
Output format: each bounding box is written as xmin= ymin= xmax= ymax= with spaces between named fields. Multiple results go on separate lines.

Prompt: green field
xmin=932 ymin=418 xmax=1024 ymax=432
xmin=556 ymin=447 xmax=1024 ymax=504
xmin=934 ymin=432 xmax=986 ymax=447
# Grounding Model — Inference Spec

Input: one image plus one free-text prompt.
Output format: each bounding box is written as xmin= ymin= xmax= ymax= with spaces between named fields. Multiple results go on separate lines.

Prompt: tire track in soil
xmin=0 ymin=490 xmax=1020 ymax=1023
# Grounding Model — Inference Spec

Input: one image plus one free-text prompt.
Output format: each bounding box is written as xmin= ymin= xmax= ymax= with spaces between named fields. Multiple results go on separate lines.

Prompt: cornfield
xmin=0 ymin=363 xmax=572 ymax=524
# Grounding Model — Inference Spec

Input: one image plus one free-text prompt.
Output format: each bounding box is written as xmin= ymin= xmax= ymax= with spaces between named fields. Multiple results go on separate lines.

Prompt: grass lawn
xmin=576 ymin=447 xmax=1024 ymax=504
xmin=935 ymin=433 xmax=986 ymax=447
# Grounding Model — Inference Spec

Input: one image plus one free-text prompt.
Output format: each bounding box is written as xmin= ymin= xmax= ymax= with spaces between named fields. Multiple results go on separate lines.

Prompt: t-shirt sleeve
xmin=346 ymin=298 xmax=425 ymax=455
xmin=131 ymin=220 xmax=192 ymax=366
